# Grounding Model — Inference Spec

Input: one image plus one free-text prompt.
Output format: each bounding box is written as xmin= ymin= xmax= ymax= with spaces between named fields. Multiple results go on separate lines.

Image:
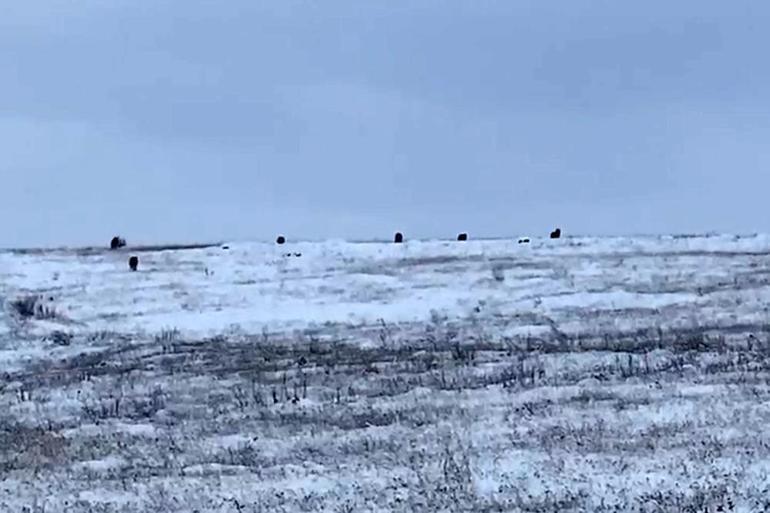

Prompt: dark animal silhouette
xmin=394 ymin=232 xmax=404 ymax=243
xmin=457 ymin=233 xmax=468 ymax=241
xmin=518 ymin=238 xmax=530 ymax=244
xmin=110 ymin=236 xmax=126 ymax=250
xmin=128 ymin=256 xmax=139 ymax=271
xmin=221 ymin=245 xmax=230 ymax=250
xmin=276 ymin=236 xmax=286 ymax=245
xmin=550 ymin=228 xmax=561 ymax=239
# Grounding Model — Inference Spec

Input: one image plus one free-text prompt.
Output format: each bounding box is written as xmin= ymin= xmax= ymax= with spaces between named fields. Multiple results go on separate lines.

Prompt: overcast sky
xmin=2 ymin=1 xmax=769 ymax=247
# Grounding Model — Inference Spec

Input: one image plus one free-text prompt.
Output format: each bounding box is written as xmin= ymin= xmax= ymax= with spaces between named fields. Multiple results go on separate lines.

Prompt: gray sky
xmin=2 ymin=1 xmax=769 ymax=247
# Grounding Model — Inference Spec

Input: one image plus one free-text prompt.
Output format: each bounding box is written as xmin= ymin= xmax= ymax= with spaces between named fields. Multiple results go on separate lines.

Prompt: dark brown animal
xmin=110 ymin=236 xmax=126 ymax=250
xmin=457 ymin=233 xmax=468 ymax=241
xmin=276 ymin=236 xmax=286 ymax=245
xmin=128 ymin=256 xmax=139 ymax=271
xmin=394 ymin=232 xmax=404 ymax=243
xmin=550 ymin=228 xmax=561 ymax=239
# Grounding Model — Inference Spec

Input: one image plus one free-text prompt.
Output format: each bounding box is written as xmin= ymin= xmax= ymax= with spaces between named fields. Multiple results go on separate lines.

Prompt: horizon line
xmin=2 ymin=231 xmax=765 ymax=253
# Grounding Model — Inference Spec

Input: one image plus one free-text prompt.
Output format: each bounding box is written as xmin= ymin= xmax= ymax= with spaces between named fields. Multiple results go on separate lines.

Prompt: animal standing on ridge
xmin=457 ymin=233 xmax=468 ymax=241
xmin=394 ymin=232 xmax=404 ymax=243
xmin=110 ymin=236 xmax=126 ymax=249
xmin=550 ymin=228 xmax=562 ymax=239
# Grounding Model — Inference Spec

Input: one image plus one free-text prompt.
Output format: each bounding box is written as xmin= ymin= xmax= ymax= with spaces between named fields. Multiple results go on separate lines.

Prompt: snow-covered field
xmin=2 ymin=235 xmax=770 ymax=512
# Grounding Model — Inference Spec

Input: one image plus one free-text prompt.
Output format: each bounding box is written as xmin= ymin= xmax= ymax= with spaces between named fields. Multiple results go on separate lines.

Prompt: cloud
xmin=2 ymin=1 xmax=770 ymax=246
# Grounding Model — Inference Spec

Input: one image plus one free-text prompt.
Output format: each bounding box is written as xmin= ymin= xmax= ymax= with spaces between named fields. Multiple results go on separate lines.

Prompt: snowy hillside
xmin=2 ymin=235 xmax=770 ymax=511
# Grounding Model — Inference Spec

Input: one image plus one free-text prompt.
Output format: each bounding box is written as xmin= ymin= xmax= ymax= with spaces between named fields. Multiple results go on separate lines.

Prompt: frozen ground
xmin=2 ymin=235 xmax=770 ymax=511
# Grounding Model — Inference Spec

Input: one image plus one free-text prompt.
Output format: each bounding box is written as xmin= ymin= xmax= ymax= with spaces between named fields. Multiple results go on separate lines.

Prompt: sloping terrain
xmin=2 ymin=235 xmax=770 ymax=512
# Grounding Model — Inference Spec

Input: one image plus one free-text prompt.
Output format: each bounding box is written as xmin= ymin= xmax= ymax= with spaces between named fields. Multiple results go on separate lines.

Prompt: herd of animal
xmin=109 ymin=228 xmax=563 ymax=272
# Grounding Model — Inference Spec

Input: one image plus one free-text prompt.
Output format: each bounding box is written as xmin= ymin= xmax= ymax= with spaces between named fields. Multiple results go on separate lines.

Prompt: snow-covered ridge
xmin=2 ymin=234 xmax=770 ymax=338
